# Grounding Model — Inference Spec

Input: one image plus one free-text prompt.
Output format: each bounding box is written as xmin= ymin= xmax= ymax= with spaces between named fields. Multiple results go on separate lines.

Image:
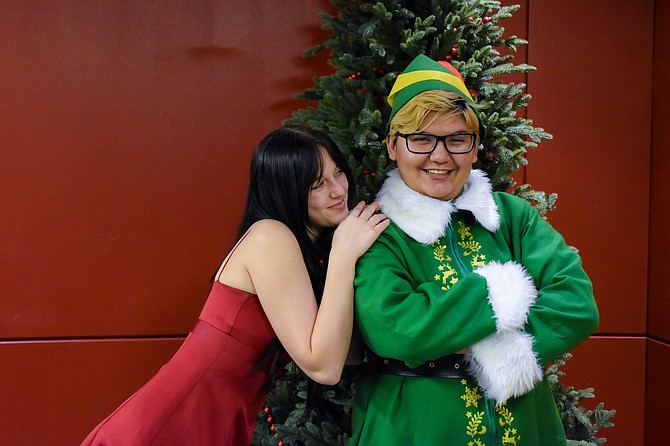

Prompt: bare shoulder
xmin=245 ymin=219 xmax=301 ymax=252
xmin=217 ymin=220 xmax=302 ymax=291
xmin=247 ymin=219 xmax=295 ymax=241
xmin=242 ymin=220 xmax=307 ymax=285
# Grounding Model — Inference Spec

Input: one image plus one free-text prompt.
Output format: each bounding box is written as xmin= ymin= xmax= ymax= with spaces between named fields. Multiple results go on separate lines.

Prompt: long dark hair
xmin=237 ymin=125 xmax=356 ymax=397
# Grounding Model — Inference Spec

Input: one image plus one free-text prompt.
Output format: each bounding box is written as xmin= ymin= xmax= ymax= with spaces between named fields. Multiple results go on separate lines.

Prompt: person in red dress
xmin=81 ymin=126 xmax=389 ymax=446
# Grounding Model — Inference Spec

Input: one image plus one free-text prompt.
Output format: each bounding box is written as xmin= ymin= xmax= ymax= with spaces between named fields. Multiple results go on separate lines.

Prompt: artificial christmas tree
xmin=288 ymin=0 xmax=554 ymax=211
xmin=253 ymin=1 xmax=614 ymax=445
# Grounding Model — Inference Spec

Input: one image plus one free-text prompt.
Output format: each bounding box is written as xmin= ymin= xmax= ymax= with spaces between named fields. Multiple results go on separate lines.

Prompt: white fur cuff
xmin=474 ymin=261 xmax=537 ymax=332
xmin=467 ymin=330 xmax=543 ymax=404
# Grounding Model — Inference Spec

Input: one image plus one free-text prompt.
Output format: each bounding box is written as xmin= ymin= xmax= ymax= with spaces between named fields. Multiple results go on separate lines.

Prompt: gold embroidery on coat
xmin=460 ymin=380 xmax=521 ymax=445
xmin=444 ymin=222 xmax=521 ymax=445
xmin=432 ymin=240 xmax=458 ymax=290
xmin=461 ymin=381 xmax=487 ymax=445
xmin=460 ymin=380 xmax=483 ymax=408
xmin=466 ymin=411 xmax=487 ymax=438
xmin=497 ymin=405 xmax=521 ymax=444
xmin=457 ymin=221 xmax=486 ymax=268
xmin=432 ymin=222 xmax=485 ymax=291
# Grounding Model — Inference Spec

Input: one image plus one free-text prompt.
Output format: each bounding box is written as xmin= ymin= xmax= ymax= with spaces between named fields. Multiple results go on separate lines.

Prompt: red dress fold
xmin=81 ymin=282 xmax=277 ymax=446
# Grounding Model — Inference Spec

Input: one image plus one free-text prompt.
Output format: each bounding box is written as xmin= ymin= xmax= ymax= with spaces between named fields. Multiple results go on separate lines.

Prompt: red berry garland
xmin=263 ymin=403 xmax=282 ymax=445
xmin=347 ymin=66 xmax=387 ymax=81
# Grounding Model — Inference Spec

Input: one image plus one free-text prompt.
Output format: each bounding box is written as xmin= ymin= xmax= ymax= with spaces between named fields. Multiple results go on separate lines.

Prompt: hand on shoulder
xmin=331 ymin=201 xmax=390 ymax=261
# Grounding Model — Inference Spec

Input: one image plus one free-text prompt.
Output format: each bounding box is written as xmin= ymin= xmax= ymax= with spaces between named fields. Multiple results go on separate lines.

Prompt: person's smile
xmin=387 ymin=112 xmax=478 ymax=201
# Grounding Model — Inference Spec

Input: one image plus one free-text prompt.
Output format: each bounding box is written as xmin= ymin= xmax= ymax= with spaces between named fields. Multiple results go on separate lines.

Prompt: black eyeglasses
xmin=397 ymin=132 xmax=477 ymax=154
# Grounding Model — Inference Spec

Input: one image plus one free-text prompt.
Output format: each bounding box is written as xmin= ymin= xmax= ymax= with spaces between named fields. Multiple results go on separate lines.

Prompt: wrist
xmin=328 ymin=245 xmax=358 ymax=264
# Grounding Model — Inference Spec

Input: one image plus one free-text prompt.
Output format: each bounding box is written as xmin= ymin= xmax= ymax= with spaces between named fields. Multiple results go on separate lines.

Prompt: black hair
xmin=236 ymin=126 xmax=356 ymax=402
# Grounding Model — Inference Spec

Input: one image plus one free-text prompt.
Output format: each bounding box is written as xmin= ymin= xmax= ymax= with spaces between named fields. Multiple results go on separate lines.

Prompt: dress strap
xmin=214 ymin=229 xmax=252 ymax=282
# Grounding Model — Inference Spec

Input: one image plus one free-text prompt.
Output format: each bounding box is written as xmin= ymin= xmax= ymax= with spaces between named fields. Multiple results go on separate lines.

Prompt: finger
xmin=367 ymin=213 xmax=388 ymax=226
xmin=358 ymin=201 xmax=381 ymax=219
xmin=348 ymin=201 xmax=366 ymax=216
xmin=371 ymin=215 xmax=390 ymax=230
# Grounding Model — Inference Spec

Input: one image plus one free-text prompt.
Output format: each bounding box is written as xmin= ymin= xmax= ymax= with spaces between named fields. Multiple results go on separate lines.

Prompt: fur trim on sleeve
xmin=467 ymin=330 xmax=543 ymax=404
xmin=473 ymin=261 xmax=537 ymax=331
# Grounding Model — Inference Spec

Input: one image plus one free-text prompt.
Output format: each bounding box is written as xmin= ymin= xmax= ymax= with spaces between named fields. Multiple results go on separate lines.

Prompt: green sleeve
xmin=497 ymin=193 xmax=600 ymax=364
xmin=354 ymin=224 xmax=497 ymax=367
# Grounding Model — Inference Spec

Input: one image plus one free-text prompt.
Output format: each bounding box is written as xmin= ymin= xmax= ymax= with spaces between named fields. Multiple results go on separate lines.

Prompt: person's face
xmin=307 ymin=147 xmax=349 ymax=238
xmin=386 ymin=112 xmax=478 ymax=201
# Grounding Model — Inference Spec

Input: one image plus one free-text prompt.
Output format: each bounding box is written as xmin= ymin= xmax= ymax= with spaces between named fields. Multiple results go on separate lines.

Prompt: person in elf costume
xmin=349 ymin=54 xmax=599 ymax=445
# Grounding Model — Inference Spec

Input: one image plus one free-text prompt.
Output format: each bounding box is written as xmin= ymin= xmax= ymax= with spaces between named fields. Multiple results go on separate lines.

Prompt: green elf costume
xmin=350 ymin=55 xmax=599 ymax=445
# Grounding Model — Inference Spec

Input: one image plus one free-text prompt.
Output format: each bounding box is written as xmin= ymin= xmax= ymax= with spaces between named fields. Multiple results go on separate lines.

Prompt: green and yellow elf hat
xmin=387 ymin=54 xmax=486 ymax=139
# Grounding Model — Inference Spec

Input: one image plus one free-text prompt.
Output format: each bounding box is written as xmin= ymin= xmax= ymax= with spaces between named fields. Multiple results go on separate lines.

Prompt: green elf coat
xmin=350 ymin=169 xmax=599 ymax=446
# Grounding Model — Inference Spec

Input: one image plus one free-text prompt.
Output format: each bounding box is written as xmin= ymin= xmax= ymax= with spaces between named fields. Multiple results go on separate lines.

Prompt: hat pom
xmin=437 ymin=61 xmax=465 ymax=83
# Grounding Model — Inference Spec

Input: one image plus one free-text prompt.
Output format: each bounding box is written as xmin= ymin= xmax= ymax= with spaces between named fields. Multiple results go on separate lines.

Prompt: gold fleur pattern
xmin=466 ymin=411 xmax=487 ymax=439
xmin=497 ymin=405 xmax=521 ymax=445
xmin=436 ymin=220 xmax=520 ymax=444
xmin=432 ymin=239 xmax=458 ymax=290
xmin=431 ymin=221 xmax=486 ymax=291
xmin=461 ymin=381 xmax=487 ymax=445
xmin=460 ymin=371 xmax=520 ymax=445
xmin=460 ymin=379 xmax=483 ymax=408
xmin=457 ymin=221 xmax=487 ymax=268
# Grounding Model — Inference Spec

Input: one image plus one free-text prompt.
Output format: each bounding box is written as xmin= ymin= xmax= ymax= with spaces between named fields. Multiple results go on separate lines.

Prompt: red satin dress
xmin=81 ymin=280 xmax=277 ymax=446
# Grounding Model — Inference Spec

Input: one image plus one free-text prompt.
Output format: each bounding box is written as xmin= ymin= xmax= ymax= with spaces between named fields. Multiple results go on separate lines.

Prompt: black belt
xmin=369 ymin=353 xmax=470 ymax=379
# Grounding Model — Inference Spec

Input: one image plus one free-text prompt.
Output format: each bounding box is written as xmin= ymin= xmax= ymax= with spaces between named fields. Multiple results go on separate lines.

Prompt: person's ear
xmin=386 ymin=134 xmax=397 ymax=161
xmin=470 ymin=135 xmax=480 ymax=164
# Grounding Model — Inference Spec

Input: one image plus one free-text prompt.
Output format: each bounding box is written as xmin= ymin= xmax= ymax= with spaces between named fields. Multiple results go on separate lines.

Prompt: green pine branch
xmin=256 ymin=1 xmax=616 ymax=444
xmin=287 ymin=0 xmax=557 ymax=207
xmin=546 ymin=353 xmax=616 ymax=445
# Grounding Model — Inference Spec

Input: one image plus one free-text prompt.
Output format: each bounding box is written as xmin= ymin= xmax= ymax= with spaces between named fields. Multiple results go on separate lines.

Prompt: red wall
xmin=0 ymin=1 xmax=335 ymax=444
xmin=648 ymin=0 xmax=670 ymax=445
xmin=524 ymin=1 xmax=653 ymax=444
xmin=0 ymin=1 xmax=663 ymax=445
